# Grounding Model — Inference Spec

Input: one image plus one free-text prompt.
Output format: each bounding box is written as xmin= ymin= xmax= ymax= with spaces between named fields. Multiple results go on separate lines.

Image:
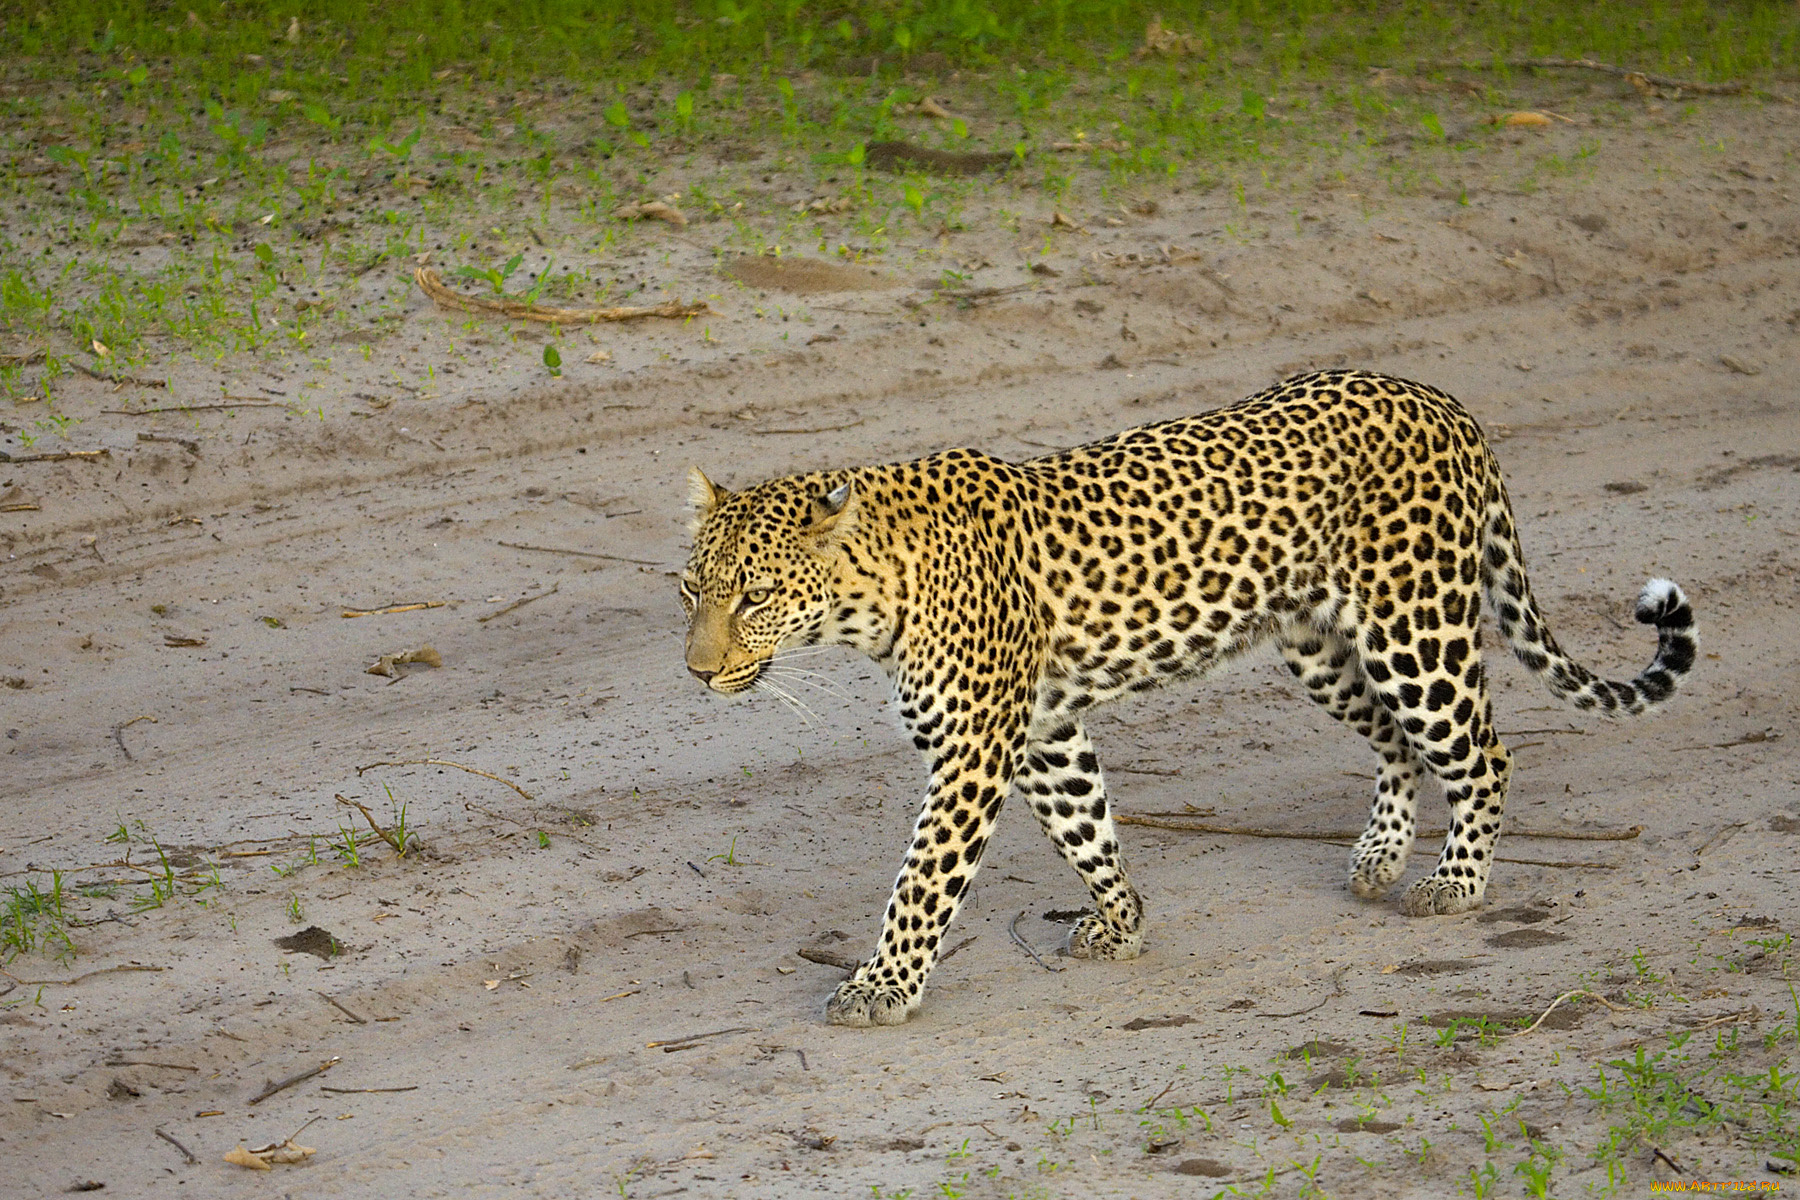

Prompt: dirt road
xmin=3 ymin=96 xmax=1797 ymax=1198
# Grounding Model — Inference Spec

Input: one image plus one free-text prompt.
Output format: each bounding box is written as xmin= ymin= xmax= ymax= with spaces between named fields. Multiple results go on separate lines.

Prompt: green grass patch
xmin=0 ymin=2 xmax=1794 ymax=421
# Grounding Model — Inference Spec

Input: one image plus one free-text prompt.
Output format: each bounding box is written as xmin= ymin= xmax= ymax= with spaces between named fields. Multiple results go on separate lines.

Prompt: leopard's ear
xmin=802 ymin=479 xmax=857 ymax=546
xmin=688 ymin=466 xmax=723 ymax=520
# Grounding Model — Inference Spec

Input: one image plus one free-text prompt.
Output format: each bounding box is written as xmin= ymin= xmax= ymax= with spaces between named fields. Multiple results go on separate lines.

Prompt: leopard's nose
xmin=688 ymin=666 xmax=717 ymax=684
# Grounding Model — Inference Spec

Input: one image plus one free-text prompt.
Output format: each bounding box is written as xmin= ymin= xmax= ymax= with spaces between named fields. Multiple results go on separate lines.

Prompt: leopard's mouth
xmin=706 ymin=660 xmax=765 ymax=695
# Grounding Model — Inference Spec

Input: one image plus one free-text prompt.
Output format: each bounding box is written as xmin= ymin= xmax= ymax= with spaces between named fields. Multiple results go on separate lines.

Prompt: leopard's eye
xmin=678 ymin=579 xmax=699 ymax=605
xmin=741 ymin=587 xmax=771 ymax=607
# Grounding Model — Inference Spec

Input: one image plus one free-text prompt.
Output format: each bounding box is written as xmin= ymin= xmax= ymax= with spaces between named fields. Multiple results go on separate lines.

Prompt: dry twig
xmin=1509 ymin=989 xmax=1634 ymax=1038
xmin=647 ymin=1025 xmax=755 ymax=1051
xmin=498 ymin=540 xmax=659 ymax=566
xmin=358 ymin=758 xmax=533 ymax=801
xmin=0 ymin=447 xmax=110 ymax=463
xmin=477 ymin=583 xmax=559 ymax=623
xmin=248 ymin=1056 xmax=341 ymax=1105
xmin=69 ymin=359 xmax=168 ymax=388
xmin=104 ymin=400 xmax=287 ymax=414
xmin=155 ymin=1127 xmax=200 ymax=1164
xmin=4 ymin=963 xmax=164 ymax=986
xmin=333 ymin=793 xmax=413 ymax=856
xmin=1266 ymin=965 xmax=1349 ymax=1018
xmin=1117 ymin=813 xmax=1641 ymax=842
xmin=1008 ymin=909 xmax=1064 ymax=972
xmin=751 ymin=417 xmax=866 ymax=435
xmin=314 ymin=990 xmax=368 ymax=1024
xmin=1433 ymin=55 xmax=1748 ymax=95
xmin=341 ymin=601 xmax=445 ymax=618
xmin=797 ymin=946 xmax=860 ymax=972
xmin=415 ymin=266 xmax=709 ymax=324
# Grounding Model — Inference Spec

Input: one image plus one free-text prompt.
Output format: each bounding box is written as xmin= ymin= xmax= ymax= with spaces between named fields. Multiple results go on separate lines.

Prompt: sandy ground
xmin=3 ymin=91 xmax=1799 ymax=1199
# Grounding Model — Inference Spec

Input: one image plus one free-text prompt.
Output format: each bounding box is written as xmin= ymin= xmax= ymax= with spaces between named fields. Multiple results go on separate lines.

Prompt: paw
xmin=1399 ymin=876 xmax=1481 ymax=917
xmin=824 ymin=978 xmax=917 ymax=1027
xmin=1349 ymin=849 xmax=1406 ymax=899
xmin=1066 ymin=914 xmax=1144 ymax=961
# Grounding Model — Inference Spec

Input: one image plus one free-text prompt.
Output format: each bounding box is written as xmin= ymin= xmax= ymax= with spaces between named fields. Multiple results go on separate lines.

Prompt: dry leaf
xmin=258 ymin=1142 xmax=316 ymax=1164
xmin=91 ymin=339 xmax=110 ymax=357
xmin=1502 ymin=111 xmax=1554 ymax=127
xmin=483 ymin=979 xmax=501 ymax=991
xmin=585 ymin=349 xmax=612 ymax=364
xmin=1050 ymin=211 xmax=1084 ymax=231
xmin=612 ymin=200 xmax=688 ymax=228
xmin=224 ymin=1144 xmax=271 ymax=1171
xmin=163 ymin=634 xmax=207 ymax=648
xmin=366 ymin=645 xmax=442 ymax=678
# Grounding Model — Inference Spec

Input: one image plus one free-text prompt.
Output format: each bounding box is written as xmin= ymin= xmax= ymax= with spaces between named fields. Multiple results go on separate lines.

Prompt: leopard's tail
xmin=1480 ymin=486 xmax=1696 ymax=717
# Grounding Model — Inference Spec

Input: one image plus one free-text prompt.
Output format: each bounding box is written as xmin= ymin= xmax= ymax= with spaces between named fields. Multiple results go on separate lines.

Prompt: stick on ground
xmin=1425 ymin=55 xmax=1747 ymax=95
xmin=415 ymin=266 xmax=711 ymax=324
xmin=248 ymin=1057 xmax=341 ymax=1105
xmin=334 ymin=794 xmax=411 ymax=856
xmin=797 ymin=946 xmax=860 ymax=972
xmin=1508 ymin=989 xmax=1633 ymax=1039
xmin=155 ymin=1127 xmax=200 ymax=1165
xmin=498 ymin=540 xmax=659 ymax=566
xmin=356 ymin=759 xmax=533 ymax=801
xmin=1008 ymin=910 xmax=1064 ymax=973
xmin=314 ymin=990 xmax=368 ymax=1024
xmin=477 ymin=583 xmax=560 ymax=623
xmin=1117 ymin=814 xmax=1641 ymax=842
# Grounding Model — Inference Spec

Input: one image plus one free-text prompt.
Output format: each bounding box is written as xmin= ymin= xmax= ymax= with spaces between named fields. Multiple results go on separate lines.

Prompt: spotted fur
xmin=679 ymin=370 xmax=1697 ymax=1026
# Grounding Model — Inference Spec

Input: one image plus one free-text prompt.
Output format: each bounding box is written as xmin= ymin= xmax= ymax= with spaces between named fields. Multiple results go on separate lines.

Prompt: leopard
xmin=678 ymin=370 xmax=1697 ymax=1027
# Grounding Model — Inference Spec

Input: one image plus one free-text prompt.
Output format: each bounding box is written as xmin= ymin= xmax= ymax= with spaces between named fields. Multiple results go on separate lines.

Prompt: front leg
xmin=826 ymin=689 xmax=1027 ymax=1027
xmin=1018 ymin=718 xmax=1144 ymax=961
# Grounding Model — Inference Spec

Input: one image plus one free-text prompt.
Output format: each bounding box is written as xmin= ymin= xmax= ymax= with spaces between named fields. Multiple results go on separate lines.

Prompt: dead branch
xmin=1117 ymin=814 xmax=1642 ymax=842
xmin=497 ymin=540 xmax=659 ymax=566
xmin=155 ymin=1127 xmax=200 ymax=1164
xmin=104 ymin=400 xmax=287 ymax=414
xmin=751 ymin=417 xmax=867 ymax=435
xmin=415 ymin=266 xmax=711 ymax=324
xmin=477 ymin=583 xmax=560 ymax=623
xmin=1265 ymin=965 xmax=1348 ymax=1017
xmin=359 ymin=758 xmax=533 ymax=801
xmin=646 ymin=1025 xmax=755 ymax=1051
xmin=797 ymin=946 xmax=860 ymax=972
xmin=314 ymin=990 xmax=368 ymax=1024
xmin=1008 ymin=909 xmax=1063 ymax=972
xmin=333 ymin=793 xmax=412 ymax=856
xmin=69 ymin=359 xmax=168 ymax=388
xmin=1508 ymin=989 xmax=1633 ymax=1038
xmin=1495 ymin=854 xmax=1615 ymax=870
xmin=1423 ymin=56 xmax=1747 ymax=95
xmin=0 ymin=448 xmax=110 ymax=463
xmin=248 ymin=1056 xmax=341 ymax=1104
xmin=4 ymin=963 xmax=164 ymax=986
xmin=341 ymin=601 xmax=445 ymax=618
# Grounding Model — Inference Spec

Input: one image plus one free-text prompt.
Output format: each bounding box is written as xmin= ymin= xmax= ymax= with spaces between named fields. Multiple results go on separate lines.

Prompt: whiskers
xmin=752 ymin=675 xmax=821 ymax=727
xmin=754 ymin=649 xmax=856 ymax=727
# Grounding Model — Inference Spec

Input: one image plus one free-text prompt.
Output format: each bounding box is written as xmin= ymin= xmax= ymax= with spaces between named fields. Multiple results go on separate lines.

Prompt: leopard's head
xmin=679 ymin=466 xmax=856 ymax=694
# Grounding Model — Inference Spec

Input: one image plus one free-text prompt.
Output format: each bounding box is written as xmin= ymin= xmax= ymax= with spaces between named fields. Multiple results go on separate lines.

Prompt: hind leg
xmin=1017 ymin=717 xmax=1145 ymax=960
xmin=1360 ymin=640 xmax=1514 ymax=917
xmin=1283 ymin=633 xmax=1426 ymax=899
